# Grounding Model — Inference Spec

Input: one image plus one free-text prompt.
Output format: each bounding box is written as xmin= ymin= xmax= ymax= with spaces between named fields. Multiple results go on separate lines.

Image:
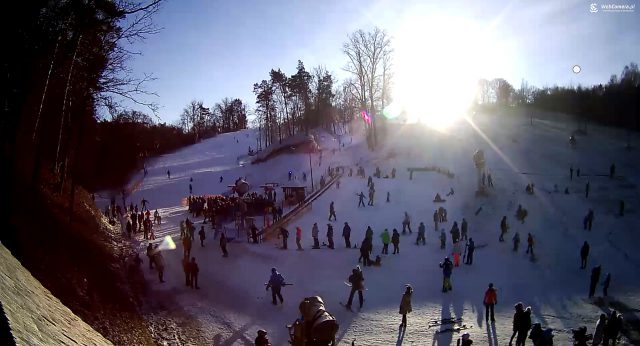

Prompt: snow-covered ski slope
xmin=112 ymin=113 xmax=640 ymax=345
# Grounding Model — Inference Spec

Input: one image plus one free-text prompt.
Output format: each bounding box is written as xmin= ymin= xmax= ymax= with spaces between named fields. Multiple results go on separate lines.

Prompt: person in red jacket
xmin=484 ymin=283 xmax=497 ymax=322
xmin=295 ymin=226 xmax=303 ymax=250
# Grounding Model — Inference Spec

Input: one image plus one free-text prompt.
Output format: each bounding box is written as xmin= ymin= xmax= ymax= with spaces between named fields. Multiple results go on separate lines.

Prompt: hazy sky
xmin=122 ymin=0 xmax=639 ymax=123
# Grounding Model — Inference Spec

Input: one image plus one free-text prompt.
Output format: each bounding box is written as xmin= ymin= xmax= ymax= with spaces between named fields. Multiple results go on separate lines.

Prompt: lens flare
xmin=157 ymin=235 xmax=176 ymax=250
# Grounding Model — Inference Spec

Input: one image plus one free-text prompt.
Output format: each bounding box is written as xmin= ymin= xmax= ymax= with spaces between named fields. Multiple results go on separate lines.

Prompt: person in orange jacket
xmin=483 ymin=283 xmax=497 ymax=322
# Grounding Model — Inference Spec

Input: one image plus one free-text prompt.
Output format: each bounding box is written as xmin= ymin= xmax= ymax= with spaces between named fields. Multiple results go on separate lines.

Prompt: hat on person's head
xmin=461 ymin=332 xmax=470 ymax=340
xmin=257 ymin=329 xmax=267 ymax=336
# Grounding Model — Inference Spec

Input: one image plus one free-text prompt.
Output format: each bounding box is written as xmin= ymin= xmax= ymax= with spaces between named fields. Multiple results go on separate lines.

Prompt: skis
xmin=435 ymin=324 xmax=471 ymax=334
xmin=428 ymin=317 xmax=463 ymax=328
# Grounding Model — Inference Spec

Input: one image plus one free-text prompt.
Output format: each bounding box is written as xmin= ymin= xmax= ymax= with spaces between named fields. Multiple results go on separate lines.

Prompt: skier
xmin=484 ymin=283 xmax=497 ymax=322
xmin=440 ymin=230 xmax=446 ymax=249
xmin=167 ymin=170 xmax=171 ymax=179
xmin=391 ymin=229 xmax=400 ymax=254
xmin=399 ymin=284 xmax=413 ymax=328
xmin=189 ymin=257 xmax=200 ymax=289
xmin=500 ymin=216 xmax=509 ymax=242
xmin=457 ymin=333 xmax=473 ymax=346
xmin=580 ymin=241 xmax=590 ymax=269
xmin=461 ymin=218 xmax=468 ymax=241
xmin=198 ymin=226 xmax=206 ymax=247
xmin=526 ymin=233 xmax=535 ymax=256
xmin=402 ymin=212 xmax=412 ymax=234
xmin=609 ymin=163 xmax=615 ymax=179
xmin=346 ymin=266 xmax=365 ymax=309
xmin=220 ymin=232 xmax=229 ymax=257
xmin=466 ymin=238 xmax=475 ymax=265
xmin=593 ymin=313 xmax=606 ymax=346
xmin=586 ymin=181 xmax=590 ymax=198
xmin=329 ymin=201 xmax=337 ymax=221
xmin=589 ymin=265 xmax=601 ymax=298
xmin=380 ymin=229 xmax=390 ymax=254
xmin=343 ymin=222 xmax=352 ymax=248
xmin=416 ymin=222 xmax=426 ymax=245
xmin=584 ymin=209 xmax=594 ymax=231
xmin=312 ymin=223 xmax=320 ymax=249
xmin=450 ymin=221 xmax=460 ymax=244
xmin=357 ymin=192 xmax=366 ymax=207
xmin=182 ymin=235 xmax=192 ymax=259
xmin=279 ymin=227 xmax=289 ymax=250
xmin=439 ymin=256 xmax=453 ymax=292
xmin=326 ymin=224 xmax=335 ymax=249
xmin=295 ymin=226 xmax=303 ymax=250
xmin=266 ymin=268 xmax=285 ymax=305
xmin=255 ymin=329 xmax=270 ymax=346
xmin=513 ymin=232 xmax=521 ymax=252
xmin=603 ymin=273 xmax=611 ymax=297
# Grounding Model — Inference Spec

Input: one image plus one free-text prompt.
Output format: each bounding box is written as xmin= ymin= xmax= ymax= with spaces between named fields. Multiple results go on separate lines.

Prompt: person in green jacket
xmin=380 ymin=229 xmax=390 ymax=254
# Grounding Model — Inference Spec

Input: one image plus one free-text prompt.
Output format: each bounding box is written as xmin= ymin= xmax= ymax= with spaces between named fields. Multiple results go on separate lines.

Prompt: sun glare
xmin=392 ymin=15 xmax=510 ymax=131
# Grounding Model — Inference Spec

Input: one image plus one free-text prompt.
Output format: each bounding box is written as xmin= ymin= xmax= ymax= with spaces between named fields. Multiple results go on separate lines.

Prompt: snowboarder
xmin=167 ymin=170 xmax=171 ymax=179
xmin=610 ymin=163 xmax=615 ymax=179
xmin=603 ymin=273 xmax=611 ymax=297
xmin=439 ymin=257 xmax=453 ymax=292
xmin=416 ymin=222 xmax=426 ymax=245
xmin=513 ymin=232 xmax=521 ymax=252
xmin=402 ymin=212 xmax=412 ymax=234
xmin=266 ymin=268 xmax=285 ymax=305
xmin=357 ymin=192 xmax=366 ymax=207
xmin=593 ymin=313 xmax=606 ymax=346
xmin=499 ymin=216 xmax=509 ymax=242
xmin=484 ymin=283 xmax=497 ymax=322
xmin=329 ymin=201 xmax=336 ymax=221
xmin=586 ymin=181 xmax=590 ymax=198
xmin=580 ymin=241 xmax=590 ymax=269
xmin=440 ymin=230 xmax=446 ymax=249
xmin=589 ymin=265 xmax=601 ymax=298
xmin=461 ymin=218 xmax=468 ymax=241
xmin=198 ymin=226 xmax=206 ymax=247
xmin=295 ymin=226 xmax=303 ymax=250
xmin=391 ymin=229 xmax=400 ymax=254
xmin=450 ymin=221 xmax=460 ymax=243
xmin=380 ymin=229 xmax=390 ymax=254
xmin=189 ymin=257 xmax=200 ymax=289
xmin=526 ymin=233 xmax=535 ymax=256
xmin=255 ymin=329 xmax=270 ymax=346
xmin=279 ymin=227 xmax=289 ymax=250
xmin=220 ymin=232 xmax=229 ymax=257
xmin=584 ymin=209 xmax=594 ymax=231
xmin=326 ymin=224 xmax=335 ymax=249
xmin=399 ymin=284 xmax=413 ymax=328
xmin=343 ymin=222 xmax=351 ymax=248
xmin=346 ymin=266 xmax=365 ymax=309
xmin=434 ymin=210 xmax=439 ymax=231
xmin=312 ymin=223 xmax=320 ymax=248
xmin=466 ymin=238 xmax=475 ymax=265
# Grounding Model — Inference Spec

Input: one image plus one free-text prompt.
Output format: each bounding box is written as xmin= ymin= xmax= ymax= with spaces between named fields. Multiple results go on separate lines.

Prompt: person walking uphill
xmin=342 ymin=222 xmax=351 ymax=248
xmin=580 ymin=241 xmax=590 ymax=269
xmin=346 ymin=266 xmax=365 ymax=309
xmin=329 ymin=201 xmax=337 ymax=221
xmin=399 ymin=285 xmax=413 ymax=329
xmin=484 ymin=283 xmax=497 ymax=322
xmin=266 ymin=268 xmax=286 ymax=305
xmin=392 ymin=229 xmax=400 ymax=254
xmin=380 ymin=229 xmax=390 ymax=254
xmin=439 ymin=257 xmax=454 ymax=292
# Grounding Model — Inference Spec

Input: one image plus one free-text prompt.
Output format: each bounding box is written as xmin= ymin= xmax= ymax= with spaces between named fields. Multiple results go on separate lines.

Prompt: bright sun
xmin=390 ymin=15 xmax=509 ymax=131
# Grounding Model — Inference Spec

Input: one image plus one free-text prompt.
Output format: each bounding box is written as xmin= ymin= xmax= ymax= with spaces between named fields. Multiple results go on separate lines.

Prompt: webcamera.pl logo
xmin=590 ymin=2 xmax=636 ymax=13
